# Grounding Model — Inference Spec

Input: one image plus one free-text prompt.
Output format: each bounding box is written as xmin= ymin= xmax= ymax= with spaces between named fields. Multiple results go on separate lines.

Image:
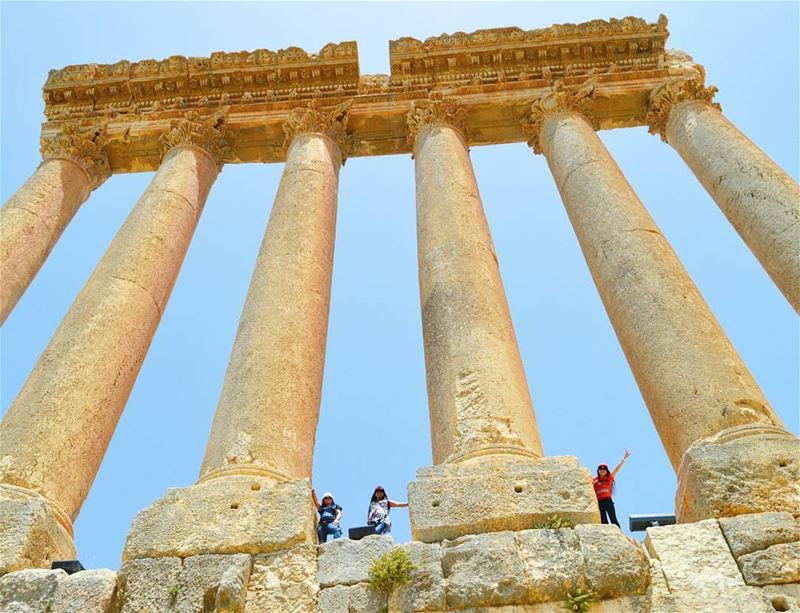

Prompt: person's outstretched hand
xmin=624 ymin=448 xmax=632 ymax=459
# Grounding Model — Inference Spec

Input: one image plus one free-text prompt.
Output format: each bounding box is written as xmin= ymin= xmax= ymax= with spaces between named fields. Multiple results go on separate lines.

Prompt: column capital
xmin=282 ymin=98 xmax=353 ymax=158
xmin=520 ymin=78 xmax=598 ymax=154
xmin=406 ymin=91 xmax=468 ymax=148
xmin=160 ymin=108 xmax=232 ymax=171
xmin=39 ymin=124 xmax=111 ymax=190
xmin=646 ymin=79 xmax=720 ymax=142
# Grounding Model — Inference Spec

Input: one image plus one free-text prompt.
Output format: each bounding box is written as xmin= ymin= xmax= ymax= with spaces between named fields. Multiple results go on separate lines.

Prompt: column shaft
xmin=539 ymin=111 xmax=784 ymax=469
xmin=414 ymin=123 xmax=543 ymax=464
xmin=665 ymin=101 xmax=800 ymax=312
xmin=200 ymin=133 xmax=340 ymax=482
xmin=0 ymin=145 xmax=217 ymax=524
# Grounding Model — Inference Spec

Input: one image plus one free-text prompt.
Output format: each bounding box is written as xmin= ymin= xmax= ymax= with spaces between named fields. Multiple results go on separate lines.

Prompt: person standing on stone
xmin=593 ymin=449 xmax=631 ymax=527
xmin=312 ymin=488 xmax=343 ymax=543
xmin=367 ymin=485 xmax=408 ymax=535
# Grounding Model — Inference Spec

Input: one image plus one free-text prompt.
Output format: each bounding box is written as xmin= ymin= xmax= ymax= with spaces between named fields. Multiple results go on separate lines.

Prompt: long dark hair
xmin=370 ymin=486 xmax=389 ymax=505
xmin=596 ymin=464 xmax=616 ymax=492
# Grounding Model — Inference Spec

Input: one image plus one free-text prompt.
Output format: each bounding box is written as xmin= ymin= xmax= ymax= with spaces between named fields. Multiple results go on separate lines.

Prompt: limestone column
xmin=0 ymin=125 xmax=110 ymax=325
xmin=406 ymin=93 xmax=597 ymax=543
xmin=522 ymin=88 xmax=799 ymax=522
xmin=647 ymin=80 xmax=800 ymax=313
xmin=0 ymin=110 xmax=228 ymax=573
xmin=199 ymin=99 xmax=350 ymax=484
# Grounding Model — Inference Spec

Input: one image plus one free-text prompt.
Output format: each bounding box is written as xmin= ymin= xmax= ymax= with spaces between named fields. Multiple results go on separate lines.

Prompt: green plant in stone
xmin=534 ymin=514 xmax=574 ymax=529
xmin=564 ymin=589 xmax=596 ymax=612
xmin=167 ymin=583 xmax=179 ymax=605
xmin=368 ymin=547 xmax=416 ymax=594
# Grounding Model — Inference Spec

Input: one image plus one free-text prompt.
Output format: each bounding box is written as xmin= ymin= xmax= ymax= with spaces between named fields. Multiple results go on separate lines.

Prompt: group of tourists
xmin=312 ymin=449 xmax=631 ymax=543
xmin=311 ymin=485 xmax=408 ymax=543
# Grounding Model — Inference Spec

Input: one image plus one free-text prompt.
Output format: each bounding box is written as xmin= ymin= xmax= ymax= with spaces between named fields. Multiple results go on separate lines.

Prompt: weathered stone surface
xmin=516 ymin=528 xmax=584 ymax=603
xmin=645 ymin=519 xmax=744 ymax=591
xmin=51 ymin=569 xmax=117 ymax=613
xmin=389 ymin=542 xmax=444 ymax=612
xmin=719 ymin=511 xmax=800 ymax=559
xmin=0 ymin=569 xmax=66 ymax=612
xmin=174 ymin=553 xmax=250 ymax=613
xmin=246 ymin=544 xmax=317 ymax=613
xmin=575 ymin=524 xmax=650 ymax=598
xmin=123 ymin=476 xmax=316 ymax=559
xmin=317 ymin=535 xmax=395 ymax=588
xmin=763 ymin=583 xmax=800 ymax=613
xmin=676 ymin=427 xmax=800 ymax=522
xmin=409 ymin=455 xmax=598 ymax=542
xmin=0 ymin=486 xmax=75 ymax=575
xmin=117 ymin=556 xmax=182 ymax=613
xmin=317 ymin=584 xmax=387 ymax=613
xmin=442 ymin=531 xmax=527 ymax=608
xmin=739 ymin=542 xmax=800 ymax=586
xmin=651 ymin=585 xmax=772 ymax=613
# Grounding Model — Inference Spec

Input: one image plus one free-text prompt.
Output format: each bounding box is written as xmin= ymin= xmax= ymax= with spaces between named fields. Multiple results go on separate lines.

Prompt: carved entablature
xmin=40 ymin=124 xmax=111 ymax=189
xmin=646 ymin=79 xmax=720 ymax=141
xmin=406 ymin=91 xmax=469 ymax=147
xmin=520 ymin=78 xmax=599 ymax=154
xmin=160 ymin=109 xmax=233 ymax=171
xmin=282 ymin=98 xmax=353 ymax=155
xmin=389 ymin=15 xmax=668 ymax=88
xmin=43 ymin=42 xmax=359 ymax=120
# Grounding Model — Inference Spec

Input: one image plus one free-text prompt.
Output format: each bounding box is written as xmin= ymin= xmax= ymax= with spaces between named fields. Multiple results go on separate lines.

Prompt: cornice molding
xmin=160 ymin=108 xmax=232 ymax=171
xmin=646 ymin=79 xmax=720 ymax=142
xmin=40 ymin=124 xmax=111 ymax=189
xmin=406 ymin=91 xmax=469 ymax=147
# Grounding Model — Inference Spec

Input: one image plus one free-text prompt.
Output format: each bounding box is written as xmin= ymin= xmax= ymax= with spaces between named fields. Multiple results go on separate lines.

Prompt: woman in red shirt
xmin=593 ymin=449 xmax=631 ymax=527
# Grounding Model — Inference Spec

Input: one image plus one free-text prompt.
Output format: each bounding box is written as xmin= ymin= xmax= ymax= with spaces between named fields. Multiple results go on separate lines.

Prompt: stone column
xmin=121 ymin=100 xmax=351 ymax=563
xmin=0 ymin=126 xmax=110 ymax=325
xmin=647 ymin=80 xmax=800 ymax=313
xmin=0 ymin=110 xmax=228 ymax=574
xmin=523 ymin=87 xmax=799 ymax=523
xmin=406 ymin=93 xmax=598 ymax=543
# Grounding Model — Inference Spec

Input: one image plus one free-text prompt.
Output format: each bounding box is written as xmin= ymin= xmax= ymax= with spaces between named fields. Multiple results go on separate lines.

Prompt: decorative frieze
xmin=281 ymin=98 xmax=353 ymax=154
xmin=39 ymin=124 xmax=110 ymax=189
xmin=646 ymin=79 xmax=720 ymax=141
xmin=160 ymin=109 xmax=232 ymax=171
xmin=406 ymin=91 xmax=468 ymax=146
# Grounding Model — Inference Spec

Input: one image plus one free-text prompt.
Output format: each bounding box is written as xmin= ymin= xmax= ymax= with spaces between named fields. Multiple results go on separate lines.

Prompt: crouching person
xmin=312 ymin=488 xmax=343 ymax=543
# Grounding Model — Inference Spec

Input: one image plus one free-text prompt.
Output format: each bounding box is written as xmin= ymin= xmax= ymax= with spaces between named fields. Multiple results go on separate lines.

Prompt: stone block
xmin=0 ymin=486 xmax=75 ymax=575
xmin=442 ymin=531 xmax=527 ymax=608
xmin=123 ymin=476 xmax=316 ymax=559
xmin=718 ymin=511 xmax=800 ymax=559
xmin=0 ymin=569 xmax=66 ymax=612
xmin=516 ymin=528 xmax=585 ymax=602
xmin=174 ymin=553 xmax=250 ymax=613
xmin=117 ymin=556 xmax=182 ymax=613
xmin=408 ymin=455 xmax=599 ymax=542
xmin=51 ymin=569 xmax=117 ymax=613
xmin=651 ymin=585 xmax=772 ymax=613
xmin=645 ymin=519 xmax=744 ymax=591
xmin=763 ymin=584 xmax=800 ymax=613
xmin=316 ymin=535 xmax=395 ymax=588
xmin=388 ymin=541 xmax=444 ymax=612
xmin=246 ymin=544 xmax=317 ymax=613
xmin=739 ymin=542 xmax=800 ymax=586
xmin=676 ymin=426 xmax=800 ymax=523
xmin=574 ymin=524 xmax=650 ymax=598
xmin=317 ymin=584 xmax=387 ymax=613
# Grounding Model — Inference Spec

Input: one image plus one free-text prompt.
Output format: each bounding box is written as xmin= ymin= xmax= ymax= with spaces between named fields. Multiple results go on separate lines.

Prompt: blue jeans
xmin=317 ymin=522 xmax=343 ymax=543
xmin=372 ymin=521 xmax=390 ymax=535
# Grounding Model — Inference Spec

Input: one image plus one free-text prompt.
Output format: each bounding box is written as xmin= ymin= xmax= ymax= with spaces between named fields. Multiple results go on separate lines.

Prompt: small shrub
xmin=168 ymin=584 xmax=179 ymax=605
xmin=564 ymin=589 xmax=596 ymax=612
xmin=534 ymin=515 xmax=574 ymax=529
xmin=368 ymin=547 xmax=416 ymax=594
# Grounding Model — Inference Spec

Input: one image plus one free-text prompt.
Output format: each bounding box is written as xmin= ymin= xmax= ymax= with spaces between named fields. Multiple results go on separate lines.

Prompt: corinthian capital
xmin=406 ymin=91 xmax=468 ymax=147
xmin=40 ymin=124 xmax=111 ymax=189
xmin=646 ymin=80 xmax=720 ymax=142
xmin=520 ymin=78 xmax=598 ymax=155
xmin=282 ymin=98 xmax=353 ymax=155
xmin=160 ymin=108 xmax=232 ymax=171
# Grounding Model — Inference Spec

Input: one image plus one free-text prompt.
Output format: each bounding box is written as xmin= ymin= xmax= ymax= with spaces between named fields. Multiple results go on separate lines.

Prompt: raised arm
xmin=311 ymin=488 xmax=320 ymax=509
xmin=611 ymin=449 xmax=632 ymax=478
xmin=388 ymin=500 xmax=409 ymax=508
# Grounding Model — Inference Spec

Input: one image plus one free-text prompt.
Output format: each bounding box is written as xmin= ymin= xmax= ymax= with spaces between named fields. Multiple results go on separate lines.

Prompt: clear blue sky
xmin=2 ymin=2 xmax=798 ymax=571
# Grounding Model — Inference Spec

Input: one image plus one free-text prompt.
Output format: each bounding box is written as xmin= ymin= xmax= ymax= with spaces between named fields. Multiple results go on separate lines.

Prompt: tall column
xmin=647 ymin=80 xmax=800 ymax=313
xmin=0 ymin=110 xmax=228 ymax=573
xmin=199 ymin=99 xmax=350 ymax=484
xmin=406 ymin=93 xmax=597 ymax=544
xmin=0 ymin=125 xmax=110 ymax=324
xmin=523 ymin=87 xmax=799 ymax=522
xmin=121 ymin=100 xmax=350 ymax=563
